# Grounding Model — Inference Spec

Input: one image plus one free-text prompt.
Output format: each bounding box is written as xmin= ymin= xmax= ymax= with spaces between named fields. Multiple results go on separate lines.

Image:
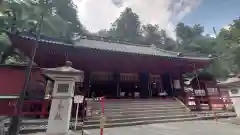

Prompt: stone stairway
xmin=83 ymin=98 xmax=198 ymax=129
xmin=3 ymin=98 xmax=236 ymax=134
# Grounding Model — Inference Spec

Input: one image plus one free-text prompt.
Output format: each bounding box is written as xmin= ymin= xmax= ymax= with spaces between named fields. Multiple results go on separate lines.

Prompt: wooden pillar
xmin=217 ymin=87 xmax=226 ymax=110
xmin=84 ymin=71 xmax=90 ymax=97
xmin=113 ymin=73 xmax=120 ymax=98
xmin=169 ymin=74 xmax=174 ymax=97
xmin=204 ymin=83 xmax=212 ymax=110
xmin=40 ymin=100 xmax=48 ymax=118
xmin=139 ymin=73 xmax=149 ymax=98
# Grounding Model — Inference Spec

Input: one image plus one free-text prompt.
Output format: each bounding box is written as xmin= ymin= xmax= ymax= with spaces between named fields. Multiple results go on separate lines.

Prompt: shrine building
xmin=7 ymin=33 xmax=212 ymax=98
xmin=0 ymin=33 xmax=224 ymax=116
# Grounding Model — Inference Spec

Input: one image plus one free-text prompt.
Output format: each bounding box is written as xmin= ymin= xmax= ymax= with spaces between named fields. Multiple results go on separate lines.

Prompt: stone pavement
xmin=219 ymin=117 xmax=240 ymax=125
xmin=77 ymin=120 xmax=240 ymax=135
xmin=23 ymin=120 xmax=240 ymax=135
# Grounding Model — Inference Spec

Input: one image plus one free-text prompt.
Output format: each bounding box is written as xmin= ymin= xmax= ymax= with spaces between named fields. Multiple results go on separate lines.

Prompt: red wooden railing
xmin=21 ymin=100 xmax=50 ymax=117
xmin=177 ymin=88 xmax=231 ymax=111
xmin=5 ymin=99 xmax=51 ymax=117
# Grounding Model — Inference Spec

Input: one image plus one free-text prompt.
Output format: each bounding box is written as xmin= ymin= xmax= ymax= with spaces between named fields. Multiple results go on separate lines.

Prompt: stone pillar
xmin=113 ymin=73 xmax=120 ymax=98
xmin=42 ymin=61 xmax=84 ymax=135
xmin=84 ymin=71 xmax=90 ymax=97
xmin=47 ymin=80 xmax=75 ymax=134
xmin=139 ymin=73 xmax=149 ymax=98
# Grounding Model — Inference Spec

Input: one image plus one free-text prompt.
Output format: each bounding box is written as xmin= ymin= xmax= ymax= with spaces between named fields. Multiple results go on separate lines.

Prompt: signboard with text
xmin=74 ymin=95 xmax=84 ymax=103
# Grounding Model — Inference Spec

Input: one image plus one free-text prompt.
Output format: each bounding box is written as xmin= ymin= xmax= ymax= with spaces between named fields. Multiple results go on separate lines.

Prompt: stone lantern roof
xmin=217 ymin=74 xmax=240 ymax=88
xmin=42 ymin=61 xmax=84 ymax=82
xmin=42 ymin=61 xmax=83 ymax=75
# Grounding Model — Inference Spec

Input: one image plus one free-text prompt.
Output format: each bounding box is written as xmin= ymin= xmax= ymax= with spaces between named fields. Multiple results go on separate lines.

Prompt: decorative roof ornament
xmin=228 ymin=73 xmax=236 ymax=78
xmin=42 ymin=61 xmax=83 ymax=74
xmin=208 ymin=54 xmax=213 ymax=58
xmin=177 ymin=52 xmax=183 ymax=57
xmin=150 ymin=44 xmax=156 ymax=49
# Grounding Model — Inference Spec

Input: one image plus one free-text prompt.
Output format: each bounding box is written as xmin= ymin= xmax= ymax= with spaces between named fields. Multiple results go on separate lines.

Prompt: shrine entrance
xmin=161 ymin=73 xmax=174 ymax=97
xmin=149 ymin=74 xmax=162 ymax=97
xmin=119 ymin=82 xmax=140 ymax=98
xmin=90 ymin=82 xmax=116 ymax=98
xmin=87 ymin=72 xmax=177 ymax=99
xmin=89 ymin=72 xmax=116 ymax=98
xmin=119 ymin=73 xmax=140 ymax=98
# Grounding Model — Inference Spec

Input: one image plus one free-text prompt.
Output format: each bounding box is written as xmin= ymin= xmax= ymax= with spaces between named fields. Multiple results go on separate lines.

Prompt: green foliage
xmin=0 ymin=0 xmax=85 ymax=64
xmin=110 ymin=8 xmax=142 ymax=42
xmin=0 ymin=2 xmax=240 ymax=79
xmin=99 ymin=7 xmax=240 ymax=78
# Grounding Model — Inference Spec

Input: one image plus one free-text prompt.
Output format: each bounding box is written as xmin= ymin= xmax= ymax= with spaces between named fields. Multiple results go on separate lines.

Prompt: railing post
xmin=40 ymin=100 xmax=48 ymax=118
xmin=100 ymin=97 xmax=105 ymax=135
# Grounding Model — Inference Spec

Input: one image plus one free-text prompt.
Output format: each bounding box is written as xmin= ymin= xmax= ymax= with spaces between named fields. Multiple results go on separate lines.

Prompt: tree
xmin=52 ymin=0 xmax=86 ymax=36
xmin=110 ymin=7 xmax=142 ymax=42
xmin=0 ymin=0 xmax=86 ymax=64
xmin=176 ymin=23 xmax=205 ymax=52
xmin=97 ymin=29 xmax=110 ymax=37
xmin=142 ymin=24 xmax=161 ymax=45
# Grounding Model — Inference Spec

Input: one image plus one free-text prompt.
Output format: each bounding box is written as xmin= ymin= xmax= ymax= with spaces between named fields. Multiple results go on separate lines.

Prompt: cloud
xmin=73 ymin=0 xmax=201 ymax=39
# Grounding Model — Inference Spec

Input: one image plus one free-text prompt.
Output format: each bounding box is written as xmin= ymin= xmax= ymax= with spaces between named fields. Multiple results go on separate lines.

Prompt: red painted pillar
xmin=100 ymin=97 xmax=105 ymax=135
xmin=40 ymin=100 xmax=48 ymax=118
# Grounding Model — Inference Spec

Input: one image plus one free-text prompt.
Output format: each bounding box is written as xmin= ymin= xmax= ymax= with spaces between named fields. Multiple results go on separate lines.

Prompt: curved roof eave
xmin=13 ymin=34 xmax=211 ymax=62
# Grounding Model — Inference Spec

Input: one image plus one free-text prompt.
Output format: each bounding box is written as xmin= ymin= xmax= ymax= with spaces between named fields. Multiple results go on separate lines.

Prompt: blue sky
xmin=75 ymin=0 xmax=240 ymax=38
xmin=182 ymin=0 xmax=240 ymax=34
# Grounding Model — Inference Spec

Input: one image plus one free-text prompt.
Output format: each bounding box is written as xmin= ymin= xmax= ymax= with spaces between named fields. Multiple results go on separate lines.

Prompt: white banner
xmin=74 ymin=95 xmax=84 ymax=103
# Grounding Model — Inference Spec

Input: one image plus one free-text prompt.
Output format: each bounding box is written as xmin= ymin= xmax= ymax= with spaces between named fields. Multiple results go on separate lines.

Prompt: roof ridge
xmin=154 ymin=47 xmax=179 ymax=55
xmin=79 ymin=34 xmax=153 ymax=47
xmin=78 ymin=34 xmax=182 ymax=55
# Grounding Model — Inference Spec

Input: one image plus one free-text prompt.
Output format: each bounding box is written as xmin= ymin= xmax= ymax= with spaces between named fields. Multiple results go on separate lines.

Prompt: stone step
xmin=92 ymin=99 xmax=179 ymax=103
xmin=99 ymin=98 xmax=176 ymax=102
xmin=82 ymin=116 xmax=201 ymax=130
xmin=3 ymin=110 xmax=191 ymax=127
xmin=89 ymin=101 xmax=180 ymax=106
xmin=92 ymin=108 xmax=187 ymax=115
xmin=4 ymin=112 xmax=192 ymax=127
xmin=88 ymin=111 xmax=193 ymax=120
xmin=90 ymin=103 xmax=183 ymax=110
xmin=13 ymin=113 xmax=237 ymax=134
xmin=100 ymin=106 xmax=185 ymax=112
xmin=88 ymin=103 xmax=182 ymax=109
xmin=16 ymin=116 xmax=201 ymax=134
xmin=83 ymin=114 xmax=197 ymax=125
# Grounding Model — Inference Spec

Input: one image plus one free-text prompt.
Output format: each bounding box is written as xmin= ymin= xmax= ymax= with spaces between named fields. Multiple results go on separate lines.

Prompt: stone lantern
xmin=218 ymin=74 xmax=240 ymax=117
xmin=42 ymin=61 xmax=84 ymax=135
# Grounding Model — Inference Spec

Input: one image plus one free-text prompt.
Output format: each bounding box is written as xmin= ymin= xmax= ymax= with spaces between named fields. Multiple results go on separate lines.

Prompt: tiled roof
xmin=14 ymin=33 xmax=211 ymax=61
xmin=74 ymin=38 xmax=211 ymax=61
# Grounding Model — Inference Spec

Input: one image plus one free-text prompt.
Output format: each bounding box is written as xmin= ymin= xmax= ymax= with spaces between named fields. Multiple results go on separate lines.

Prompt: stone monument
xmin=218 ymin=74 xmax=240 ymax=117
xmin=42 ymin=61 xmax=84 ymax=135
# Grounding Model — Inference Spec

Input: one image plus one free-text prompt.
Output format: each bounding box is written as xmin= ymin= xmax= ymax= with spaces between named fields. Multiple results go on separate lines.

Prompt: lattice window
xmin=120 ymin=74 xmax=139 ymax=81
xmin=91 ymin=73 xmax=113 ymax=81
xmin=207 ymin=87 xmax=219 ymax=96
xmin=195 ymin=89 xmax=206 ymax=96
xmin=57 ymin=84 xmax=69 ymax=93
xmin=150 ymin=75 xmax=161 ymax=82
